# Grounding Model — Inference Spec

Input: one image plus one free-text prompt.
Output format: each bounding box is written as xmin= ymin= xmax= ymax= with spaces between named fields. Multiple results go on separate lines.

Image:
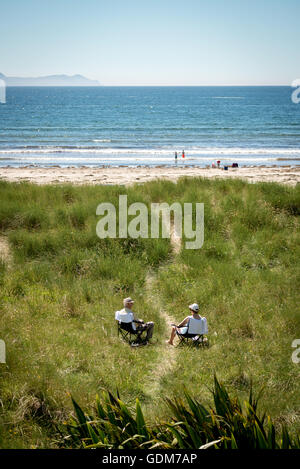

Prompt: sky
xmin=1 ymin=0 xmax=299 ymax=85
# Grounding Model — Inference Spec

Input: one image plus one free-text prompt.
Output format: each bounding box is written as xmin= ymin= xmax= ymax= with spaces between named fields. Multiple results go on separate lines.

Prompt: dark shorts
xmin=136 ymin=321 xmax=154 ymax=339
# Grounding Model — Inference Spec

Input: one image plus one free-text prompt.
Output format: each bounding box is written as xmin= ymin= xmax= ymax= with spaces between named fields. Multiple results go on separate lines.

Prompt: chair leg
xmin=131 ymin=332 xmax=148 ymax=347
xmin=118 ymin=325 xmax=145 ymax=346
xmin=119 ymin=329 xmax=131 ymax=344
xmin=193 ymin=335 xmax=209 ymax=348
xmin=176 ymin=334 xmax=209 ymax=348
xmin=176 ymin=335 xmax=186 ymax=347
xmin=135 ymin=327 xmax=148 ymax=344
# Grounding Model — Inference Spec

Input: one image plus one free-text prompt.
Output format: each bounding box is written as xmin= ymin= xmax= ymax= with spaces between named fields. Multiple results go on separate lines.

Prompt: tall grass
xmin=0 ymin=178 xmax=299 ymax=448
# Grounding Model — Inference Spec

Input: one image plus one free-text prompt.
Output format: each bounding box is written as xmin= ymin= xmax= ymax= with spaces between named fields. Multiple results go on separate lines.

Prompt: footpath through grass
xmin=0 ymin=177 xmax=299 ymax=448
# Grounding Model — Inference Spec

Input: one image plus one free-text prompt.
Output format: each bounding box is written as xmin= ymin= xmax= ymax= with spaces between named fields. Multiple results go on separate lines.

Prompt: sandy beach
xmin=0 ymin=165 xmax=299 ymax=186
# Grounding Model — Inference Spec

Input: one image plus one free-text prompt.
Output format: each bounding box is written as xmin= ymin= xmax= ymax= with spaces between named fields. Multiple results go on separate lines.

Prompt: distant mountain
xmin=0 ymin=73 xmax=100 ymax=86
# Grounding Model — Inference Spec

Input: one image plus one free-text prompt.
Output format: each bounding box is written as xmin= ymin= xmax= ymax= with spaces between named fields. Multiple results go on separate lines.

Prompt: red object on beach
xmin=217 ymin=160 xmax=220 ymax=164
xmin=182 ymin=150 xmax=185 ymax=158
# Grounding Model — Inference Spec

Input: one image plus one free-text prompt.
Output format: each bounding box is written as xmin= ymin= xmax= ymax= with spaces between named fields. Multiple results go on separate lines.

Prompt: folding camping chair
xmin=176 ymin=316 xmax=209 ymax=348
xmin=115 ymin=311 xmax=148 ymax=347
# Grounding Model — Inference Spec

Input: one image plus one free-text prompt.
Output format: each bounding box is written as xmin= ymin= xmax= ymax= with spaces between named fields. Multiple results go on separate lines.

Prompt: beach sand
xmin=0 ymin=165 xmax=299 ymax=186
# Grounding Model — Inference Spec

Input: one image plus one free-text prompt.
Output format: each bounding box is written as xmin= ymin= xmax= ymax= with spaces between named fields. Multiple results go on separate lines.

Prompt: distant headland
xmin=0 ymin=72 xmax=100 ymax=86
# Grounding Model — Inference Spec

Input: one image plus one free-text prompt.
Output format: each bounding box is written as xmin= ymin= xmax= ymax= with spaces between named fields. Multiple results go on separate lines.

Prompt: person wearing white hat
xmin=166 ymin=303 xmax=200 ymax=346
xmin=120 ymin=297 xmax=154 ymax=342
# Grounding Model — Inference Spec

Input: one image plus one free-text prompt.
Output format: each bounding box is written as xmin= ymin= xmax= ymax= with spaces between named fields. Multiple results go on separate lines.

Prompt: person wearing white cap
xmin=120 ymin=297 xmax=154 ymax=342
xmin=166 ymin=303 xmax=200 ymax=346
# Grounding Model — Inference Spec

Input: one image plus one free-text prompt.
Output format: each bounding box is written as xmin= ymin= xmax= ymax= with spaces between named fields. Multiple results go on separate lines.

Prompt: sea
xmin=0 ymin=86 xmax=299 ymax=168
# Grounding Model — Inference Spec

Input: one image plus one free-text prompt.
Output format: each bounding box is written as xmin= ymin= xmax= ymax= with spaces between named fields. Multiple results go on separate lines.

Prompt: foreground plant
xmin=63 ymin=376 xmax=300 ymax=449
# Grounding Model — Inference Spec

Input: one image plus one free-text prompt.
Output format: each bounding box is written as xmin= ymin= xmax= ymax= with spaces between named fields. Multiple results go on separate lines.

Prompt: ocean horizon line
xmin=3 ymin=83 xmax=294 ymax=87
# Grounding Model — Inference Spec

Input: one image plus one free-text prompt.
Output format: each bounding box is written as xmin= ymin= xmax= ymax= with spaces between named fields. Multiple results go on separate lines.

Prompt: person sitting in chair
xmin=166 ymin=303 xmax=201 ymax=345
xmin=120 ymin=297 xmax=154 ymax=342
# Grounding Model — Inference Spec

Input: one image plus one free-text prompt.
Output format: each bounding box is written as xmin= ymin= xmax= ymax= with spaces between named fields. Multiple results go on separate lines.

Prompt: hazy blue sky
xmin=1 ymin=0 xmax=299 ymax=85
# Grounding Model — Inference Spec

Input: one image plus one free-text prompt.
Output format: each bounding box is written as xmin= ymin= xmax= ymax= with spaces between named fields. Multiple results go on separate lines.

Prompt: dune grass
xmin=0 ymin=177 xmax=299 ymax=448
xmin=65 ymin=376 xmax=300 ymax=449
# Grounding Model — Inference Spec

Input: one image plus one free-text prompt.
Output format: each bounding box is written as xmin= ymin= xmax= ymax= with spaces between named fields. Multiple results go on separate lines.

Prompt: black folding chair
xmin=115 ymin=311 xmax=148 ymax=347
xmin=175 ymin=317 xmax=209 ymax=348
xmin=176 ymin=332 xmax=209 ymax=348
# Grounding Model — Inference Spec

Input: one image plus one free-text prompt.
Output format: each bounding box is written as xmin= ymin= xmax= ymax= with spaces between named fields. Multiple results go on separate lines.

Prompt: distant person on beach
xmin=182 ymin=150 xmax=185 ymax=159
xmin=217 ymin=160 xmax=221 ymax=168
xmin=166 ymin=303 xmax=201 ymax=346
xmin=120 ymin=297 xmax=154 ymax=342
xmin=175 ymin=151 xmax=178 ymax=163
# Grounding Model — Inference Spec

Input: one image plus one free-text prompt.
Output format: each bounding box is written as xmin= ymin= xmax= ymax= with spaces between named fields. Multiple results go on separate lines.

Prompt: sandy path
xmin=0 ymin=165 xmax=299 ymax=186
xmin=143 ymin=225 xmax=181 ymax=400
xmin=0 ymin=236 xmax=11 ymax=266
xmin=170 ymin=223 xmax=182 ymax=255
xmin=144 ymin=272 xmax=177 ymax=399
